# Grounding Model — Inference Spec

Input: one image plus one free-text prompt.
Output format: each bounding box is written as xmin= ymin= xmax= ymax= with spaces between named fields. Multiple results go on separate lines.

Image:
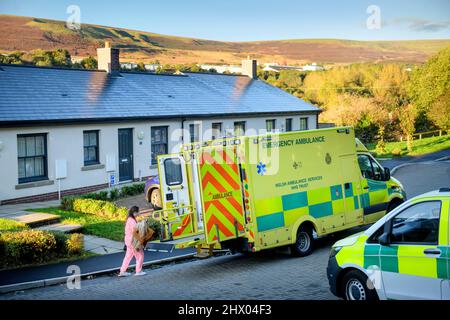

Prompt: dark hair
xmin=127 ymin=206 xmax=139 ymax=221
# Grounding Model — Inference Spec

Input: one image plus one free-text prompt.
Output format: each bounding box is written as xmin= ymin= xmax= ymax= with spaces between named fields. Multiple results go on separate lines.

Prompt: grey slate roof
xmin=0 ymin=64 xmax=319 ymax=125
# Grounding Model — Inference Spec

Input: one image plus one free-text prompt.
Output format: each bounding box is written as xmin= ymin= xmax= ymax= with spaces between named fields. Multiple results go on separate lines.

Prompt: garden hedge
xmin=0 ymin=230 xmax=84 ymax=269
xmin=72 ymin=198 xmax=127 ymax=219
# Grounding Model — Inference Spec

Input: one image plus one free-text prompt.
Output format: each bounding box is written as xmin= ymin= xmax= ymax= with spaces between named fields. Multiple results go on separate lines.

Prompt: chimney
xmin=97 ymin=41 xmax=120 ymax=74
xmin=241 ymin=57 xmax=257 ymax=79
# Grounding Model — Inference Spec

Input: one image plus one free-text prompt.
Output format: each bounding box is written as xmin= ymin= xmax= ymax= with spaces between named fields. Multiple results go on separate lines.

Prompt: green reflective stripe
xmin=282 ymin=191 xmax=308 ymax=211
xmin=330 ymin=185 xmax=343 ymax=200
xmin=353 ymin=196 xmax=360 ymax=209
xmin=309 ymin=202 xmax=333 ymax=218
xmin=437 ymin=246 xmax=449 ymax=279
xmin=256 ymin=212 xmax=285 ymax=231
xmin=367 ymin=180 xmax=387 ymax=191
xmin=364 ymin=244 xmax=380 ymax=269
xmin=360 ymin=193 xmax=370 ymax=208
xmin=344 ymin=183 xmax=353 ymax=198
xmin=380 ymin=245 xmax=399 ymax=273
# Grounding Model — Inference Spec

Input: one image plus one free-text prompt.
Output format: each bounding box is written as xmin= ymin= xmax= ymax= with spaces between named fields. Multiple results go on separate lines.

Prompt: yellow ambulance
xmin=327 ymin=188 xmax=450 ymax=300
xmin=151 ymin=126 xmax=406 ymax=256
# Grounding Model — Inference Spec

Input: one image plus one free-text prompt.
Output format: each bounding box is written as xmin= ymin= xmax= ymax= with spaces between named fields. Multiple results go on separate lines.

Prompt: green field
xmin=367 ymin=135 xmax=450 ymax=158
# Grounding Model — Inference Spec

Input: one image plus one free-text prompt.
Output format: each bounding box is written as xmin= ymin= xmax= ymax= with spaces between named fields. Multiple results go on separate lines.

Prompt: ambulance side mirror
xmin=378 ymin=232 xmax=390 ymax=246
xmin=383 ymin=167 xmax=391 ymax=181
xmin=379 ymin=219 xmax=393 ymax=246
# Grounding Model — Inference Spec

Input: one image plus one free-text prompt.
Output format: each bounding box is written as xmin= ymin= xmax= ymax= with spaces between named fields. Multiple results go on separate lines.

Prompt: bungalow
xmin=0 ymin=42 xmax=320 ymax=205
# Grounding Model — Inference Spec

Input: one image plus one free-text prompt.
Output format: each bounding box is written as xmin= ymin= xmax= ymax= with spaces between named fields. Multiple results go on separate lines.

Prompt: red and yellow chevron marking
xmin=200 ymin=146 xmax=245 ymax=243
xmin=172 ymin=215 xmax=192 ymax=237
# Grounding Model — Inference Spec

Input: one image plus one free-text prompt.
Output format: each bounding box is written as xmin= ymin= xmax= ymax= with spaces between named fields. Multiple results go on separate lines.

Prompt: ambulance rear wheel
xmin=291 ymin=225 xmax=314 ymax=257
xmin=342 ymin=270 xmax=378 ymax=301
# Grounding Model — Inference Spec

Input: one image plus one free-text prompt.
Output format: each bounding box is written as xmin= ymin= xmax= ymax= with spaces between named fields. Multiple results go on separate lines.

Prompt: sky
xmin=0 ymin=0 xmax=449 ymax=41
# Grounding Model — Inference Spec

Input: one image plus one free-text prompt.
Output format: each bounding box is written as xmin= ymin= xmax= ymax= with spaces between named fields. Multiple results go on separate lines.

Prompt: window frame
xmin=285 ymin=118 xmax=293 ymax=132
xmin=299 ymin=117 xmax=309 ymax=131
xmin=17 ymin=133 xmax=48 ymax=184
xmin=385 ymin=200 xmax=442 ymax=246
xmin=189 ymin=123 xmax=200 ymax=143
xmin=211 ymin=122 xmax=222 ymax=140
xmin=151 ymin=126 xmax=169 ymax=166
xmin=234 ymin=121 xmax=246 ymax=137
xmin=83 ymin=130 xmax=100 ymax=166
xmin=266 ymin=119 xmax=276 ymax=133
xmin=357 ymin=153 xmax=386 ymax=181
xmin=164 ymin=157 xmax=183 ymax=186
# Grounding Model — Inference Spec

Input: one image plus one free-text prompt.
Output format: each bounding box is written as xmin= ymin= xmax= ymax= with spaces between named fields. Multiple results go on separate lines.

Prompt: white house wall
xmin=0 ymin=114 xmax=316 ymax=203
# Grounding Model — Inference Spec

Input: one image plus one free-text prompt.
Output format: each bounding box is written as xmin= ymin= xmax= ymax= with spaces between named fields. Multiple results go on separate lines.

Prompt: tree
xmin=397 ymin=104 xmax=418 ymax=152
xmin=52 ymin=49 xmax=71 ymax=67
xmin=408 ymin=46 xmax=450 ymax=123
xmin=428 ymin=89 xmax=450 ymax=129
xmin=136 ymin=62 xmax=146 ymax=71
xmin=31 ymin=50 xmax=54 ymax=66
xmin=80 ymin=56 xmax=98 ymax=69
xmin=0 ymin=52 xmax=24 ymax=64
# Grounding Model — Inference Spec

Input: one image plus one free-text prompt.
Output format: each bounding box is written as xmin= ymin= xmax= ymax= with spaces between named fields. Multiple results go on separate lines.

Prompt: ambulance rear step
xmin=147 ymin=234 xmax=205 ymax=252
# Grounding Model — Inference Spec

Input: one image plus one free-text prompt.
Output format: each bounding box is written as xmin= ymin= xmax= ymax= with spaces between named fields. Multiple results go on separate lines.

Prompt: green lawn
xmin=367 ymin=135 xmax=450 ymax=158
xmin=27 ymin=207 xmax=125 ymax=241
xmin=0 ymin=218 xmax=29 ymax=232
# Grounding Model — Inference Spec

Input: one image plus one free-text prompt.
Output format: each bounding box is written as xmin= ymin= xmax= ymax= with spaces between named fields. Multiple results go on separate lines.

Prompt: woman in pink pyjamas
xmin=119 ymin=206 xmax=146 ymax=277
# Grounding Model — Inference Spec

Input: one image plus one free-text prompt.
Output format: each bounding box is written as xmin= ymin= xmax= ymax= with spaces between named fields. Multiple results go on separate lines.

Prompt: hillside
xmin=1 ymin=14 xmax=449 ymax=65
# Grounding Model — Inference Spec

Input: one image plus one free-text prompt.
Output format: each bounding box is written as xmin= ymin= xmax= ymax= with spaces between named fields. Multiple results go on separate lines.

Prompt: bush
xmin=0 ymin=230 xmax=57 ymax=266
xmin=0 ymin=230 xmax=85 ymax=268
xmin=61 ymin=196 xmax=76 ymax=211
xmin=147 ymin=218 xmax=161 ymax=240
xmin=121 ymin=183 xmax=145 ymax=197
xmin=72 ymin=198 xmax=127 ymax=220
xmin=109 ymin=188 xmax=120 ymax=201
xmin=391 ymin=147 xmax=403 ymax=157
xmin=67 ymin=233 xmax=84 ymax=254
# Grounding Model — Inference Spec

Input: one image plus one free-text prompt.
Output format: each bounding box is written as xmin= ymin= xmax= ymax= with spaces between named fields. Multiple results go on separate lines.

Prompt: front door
xmin=357 ymin=154 xmax=388 ymax=222
xmin=381 ymin=200 xmax=445 ymax=299
xmin=118 ymin=129 xmax=134 ymax=182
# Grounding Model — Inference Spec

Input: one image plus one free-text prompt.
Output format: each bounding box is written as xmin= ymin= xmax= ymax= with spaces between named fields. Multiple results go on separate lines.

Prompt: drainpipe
xmin=181 ymin=117 xmax=186 ymax=144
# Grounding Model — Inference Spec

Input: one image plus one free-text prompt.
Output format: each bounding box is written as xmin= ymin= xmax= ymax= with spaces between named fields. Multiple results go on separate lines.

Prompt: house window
xmin=151 ymin=126 xmax=168 ymax=165
xmin=266 ymin=119 xmax=276 ymax=133
xmin=83 ymin=130 xmax=99 ymax=166
xmin=300 ymin=117 xmax=309 ymax=131
xmin=234 ymin=121 xmax=246 ymax=137
xmin=211 ymin=122 xmax=222 ymax=140
xmin=189 ymin=124 xmax=200 ymax=143
xmin=285 ymin=119 xmax=293 ymax=132
xmin=17 ymin=133 xmax=48 ymax=183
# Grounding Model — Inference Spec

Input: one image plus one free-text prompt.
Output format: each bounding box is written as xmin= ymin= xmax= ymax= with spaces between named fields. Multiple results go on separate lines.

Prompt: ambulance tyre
xmin=149 ymin=188 xmax=162 ymax=210
xmin=291 ymin=225 xmax=314 ymax=257
xmin=341 ymin=270 xmax=378 ymax=301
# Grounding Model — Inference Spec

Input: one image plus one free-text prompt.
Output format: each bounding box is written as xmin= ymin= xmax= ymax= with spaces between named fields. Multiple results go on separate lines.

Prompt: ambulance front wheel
xmin=341 ymin=270 xmax=378 ymax=301
xmin=291 ymin=225 xmax=314 ymax=257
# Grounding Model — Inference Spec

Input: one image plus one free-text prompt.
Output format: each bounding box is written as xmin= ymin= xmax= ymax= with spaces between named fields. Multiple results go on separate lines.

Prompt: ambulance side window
xmin=390 ymin=201 xmax=441 ymax=245
xmin=357 ymin=154 xmax=384 ymax=181
xmin=164 ymin=158 xmax=183 ymax=186
xmin=357 ymin=154 xmax=374 ymax=180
